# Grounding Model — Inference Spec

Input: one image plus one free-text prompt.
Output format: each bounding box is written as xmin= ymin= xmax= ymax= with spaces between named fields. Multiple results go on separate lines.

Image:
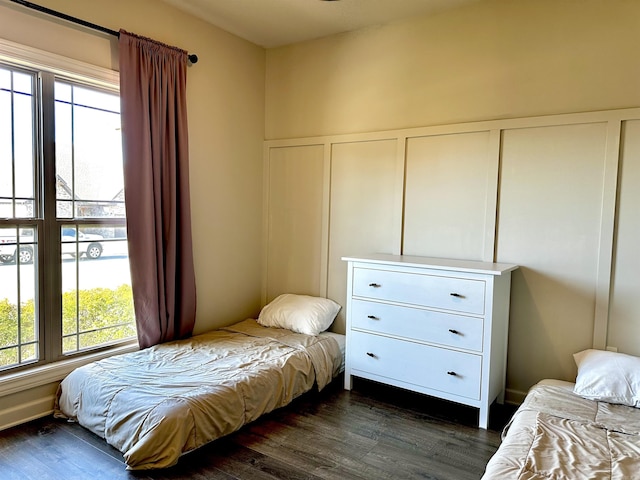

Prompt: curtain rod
xmin=9 ymin=0 xmax=199 ymax=64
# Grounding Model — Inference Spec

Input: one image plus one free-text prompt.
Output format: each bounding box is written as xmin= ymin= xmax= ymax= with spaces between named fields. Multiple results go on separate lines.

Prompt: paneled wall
xmin=263 ymin=108 xmax=640 ymax=402
xmin=265 ymin=145 xmax=325 ymax=301
xmin=327 ymin=140 xmax=401 ymax=330
xmin=609 ymin=120 xmax=640 ymax=355
xmin=496 ymin=123 xmax=608 ymax=387
xmin=404 ymin=131 xmax=497 ymax=261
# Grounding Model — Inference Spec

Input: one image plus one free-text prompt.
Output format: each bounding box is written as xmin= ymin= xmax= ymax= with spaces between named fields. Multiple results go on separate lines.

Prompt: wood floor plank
xmin=232 ymin=424 xmax=377 ymax=480
xmin=0 ymin=377 xmax=513 ymax=479
xmin=0 ymin=420 xmax=132 ymax=480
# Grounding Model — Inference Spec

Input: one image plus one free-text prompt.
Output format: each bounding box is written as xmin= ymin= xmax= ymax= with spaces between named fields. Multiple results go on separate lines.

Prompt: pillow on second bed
xmin=258 ymin=294 xmax=341 ymax=335
xmin=573 ymin=348 xmax=640 ymax=408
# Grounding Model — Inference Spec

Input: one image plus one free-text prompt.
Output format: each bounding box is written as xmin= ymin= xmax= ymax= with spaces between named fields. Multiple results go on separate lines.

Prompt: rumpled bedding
xmin=482 ymin=380 xmax=640 ymax=479
xmin=54 ymin=319 xmax=343 ymax=470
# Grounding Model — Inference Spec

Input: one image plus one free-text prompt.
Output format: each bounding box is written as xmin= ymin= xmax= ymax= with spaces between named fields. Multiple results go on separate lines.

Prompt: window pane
xmin=54 ymin=82 xmax=71 ymax=102
xmin=0 ymin=68 xmax=10 ymax=90
xmin=55 ymin=82 xmax=124 ymax=219
xmin=0 ymin=87 xmax=12 ymax=203
xmin=55 ymin=98 xmax=73 ymax=218
xmin=0 ymin=225 xmax=39 ymax=370
xmin=13 ymin=90 xmax=35 ymax=201
xmin=12 ymin=72 xmax=32 ymax=95
xmin=0 ymin=68 xmax=36 ymax=218
xmin=61 ymin=224 xmax=135 ymax=353
xmin=57 ymin=80 xmax=133 ymax=355
xmin=73 ymin=85 xmax=120 ymax=113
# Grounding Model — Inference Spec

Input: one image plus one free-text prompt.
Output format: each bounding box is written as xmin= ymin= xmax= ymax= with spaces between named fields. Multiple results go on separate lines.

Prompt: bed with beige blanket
xmin=55 ymin=318 xmax=344 ymax=470
xmin=482 ymin=364 xmax=640 ymax=480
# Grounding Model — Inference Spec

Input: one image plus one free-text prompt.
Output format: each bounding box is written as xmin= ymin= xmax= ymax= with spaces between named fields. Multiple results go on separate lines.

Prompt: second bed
xmin=482 ymin=349 xmax=640 ymax=479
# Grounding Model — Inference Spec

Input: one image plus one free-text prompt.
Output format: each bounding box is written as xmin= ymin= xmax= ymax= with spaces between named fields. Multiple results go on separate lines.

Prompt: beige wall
xmin=0 ymin=0 xmax=266 ymax=334
xmin=265 ymin=0 xmax=640 ymax=139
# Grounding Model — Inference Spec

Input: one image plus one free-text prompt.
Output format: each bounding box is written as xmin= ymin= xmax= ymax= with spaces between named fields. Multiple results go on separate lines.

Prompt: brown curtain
xmin=118 ymin=30 xmax=196 ymax=348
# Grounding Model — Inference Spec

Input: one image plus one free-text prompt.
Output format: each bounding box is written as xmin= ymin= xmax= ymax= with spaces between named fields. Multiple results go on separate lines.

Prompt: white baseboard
xmin=0 ymin=394 xmax=55 ymax=431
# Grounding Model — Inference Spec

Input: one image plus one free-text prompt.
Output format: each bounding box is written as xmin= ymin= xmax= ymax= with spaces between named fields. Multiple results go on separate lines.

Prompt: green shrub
xmin=63 ymin=284 xmax=135 ymax=351
xmin=1 ymin=285 xmax=135 ymax=368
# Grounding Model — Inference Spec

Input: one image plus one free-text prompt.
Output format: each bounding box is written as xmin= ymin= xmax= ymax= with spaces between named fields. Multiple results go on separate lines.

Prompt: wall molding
xmin=0 ymin=36 xmax=118 ymax=88
xmin=265 ymin=108 xmax=640 ymax=148
xmin=263 ymin=106 xmax=640 ymax=365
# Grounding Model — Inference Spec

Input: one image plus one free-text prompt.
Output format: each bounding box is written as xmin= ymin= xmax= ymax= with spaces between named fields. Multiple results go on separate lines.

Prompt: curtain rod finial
xmin=188 ymin=54 xmax=198 ymax=64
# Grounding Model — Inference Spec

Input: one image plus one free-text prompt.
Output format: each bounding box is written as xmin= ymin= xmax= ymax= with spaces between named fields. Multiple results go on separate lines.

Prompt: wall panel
xmin=608 ymin=120 xmax=640 ymax=356
xmin=495 ymin=123 xmax=608 ymax=393
xmin=266 ymin=145 xmax=325 ymax=302
xmin=404 ymin=132 xmax=495 ymax=261
xmin=327 ymin=140 xmax=400 ymax=332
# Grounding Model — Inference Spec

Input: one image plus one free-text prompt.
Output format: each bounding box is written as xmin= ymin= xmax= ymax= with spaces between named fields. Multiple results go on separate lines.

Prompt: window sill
xmin=0 ymin=342 xmax=139 ymax=397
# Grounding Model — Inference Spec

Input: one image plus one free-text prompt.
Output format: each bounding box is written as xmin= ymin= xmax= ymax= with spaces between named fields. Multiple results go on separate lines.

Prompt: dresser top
xmin=342 ymin=254 xmax=518 ymax=276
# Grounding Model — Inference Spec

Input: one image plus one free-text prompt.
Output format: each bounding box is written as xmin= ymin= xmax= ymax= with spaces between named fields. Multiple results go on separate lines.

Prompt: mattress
xmin=55 ymin=319 xmax=344 ymax=470
xmin=322 ymin=330 xmax=345 ymax=371
xmin=482 ymin=379 xmax=640 ymax=479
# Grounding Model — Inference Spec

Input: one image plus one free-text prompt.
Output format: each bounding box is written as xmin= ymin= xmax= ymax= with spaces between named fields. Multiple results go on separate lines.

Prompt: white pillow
xmin=573 ymin=349 xmax=640 ymax=408
xmin=257 ymin=294 xmax=341 ymax=335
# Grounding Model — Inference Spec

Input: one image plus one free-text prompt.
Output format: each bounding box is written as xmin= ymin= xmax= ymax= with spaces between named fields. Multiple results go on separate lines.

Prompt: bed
xmin=482 ymin=349 xmax=640 ymax=479
xmin=55 ymin=294 xmax=345 ymax=470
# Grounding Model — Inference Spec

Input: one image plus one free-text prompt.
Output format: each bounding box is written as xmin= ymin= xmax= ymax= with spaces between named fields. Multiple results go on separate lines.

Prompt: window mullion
xmin=39 ymin=71 xmax=62 ymax=361
xmin=10 ymin=71 xmax=16 ymax=218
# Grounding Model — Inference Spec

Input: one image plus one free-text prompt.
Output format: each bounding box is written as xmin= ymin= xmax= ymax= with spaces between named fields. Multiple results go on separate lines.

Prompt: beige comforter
xmin=55 ymin=319 xmax=342 ymax=470
xmin=482 ymin=380 xmax=640 ymax=479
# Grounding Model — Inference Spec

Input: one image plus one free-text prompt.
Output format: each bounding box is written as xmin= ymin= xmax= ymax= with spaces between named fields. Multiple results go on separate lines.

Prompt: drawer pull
xmin=448 ymin=329 xmax=460 ymax=335
xmin=447 ymin=371 xmax=458 ymax=376
xmin=369 ymin=283 xmax=381 ymax=288
xmin=366 ymin=352 xmax=376 ymax=358
xmin=367 ymin=315 xmax=379 ymax=320
xmin=450 ymin=292 xmax=464 ymax=298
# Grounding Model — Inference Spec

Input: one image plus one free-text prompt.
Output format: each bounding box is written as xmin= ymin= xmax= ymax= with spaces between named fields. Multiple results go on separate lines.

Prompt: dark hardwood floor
xmin=0 ymin=377 xmax=515 ymax=480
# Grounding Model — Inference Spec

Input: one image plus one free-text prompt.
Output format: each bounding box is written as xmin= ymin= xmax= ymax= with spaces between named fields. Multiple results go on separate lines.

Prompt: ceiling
xmin=159 ymin=0 xmax=482 ymax=48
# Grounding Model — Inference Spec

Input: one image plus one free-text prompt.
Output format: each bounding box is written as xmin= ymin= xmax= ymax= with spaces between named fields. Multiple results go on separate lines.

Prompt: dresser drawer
xmin=350 ymin=299 xmax=484 ymax=352
xmin=349 ymin=331 xmax=482 ymax=400
xmin=352 ymin=268 xmax=485 ymax=315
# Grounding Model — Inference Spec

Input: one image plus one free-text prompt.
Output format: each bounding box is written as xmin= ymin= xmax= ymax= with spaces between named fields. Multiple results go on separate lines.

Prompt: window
xmin=0 ymin=58 xmax=135 ymax=372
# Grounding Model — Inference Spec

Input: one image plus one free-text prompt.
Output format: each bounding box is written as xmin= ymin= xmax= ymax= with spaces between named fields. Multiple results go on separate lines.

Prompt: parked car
xmin=0 ymin=229 xmax=35 ymax=264
xmin=0 ymin=228 xmax=104 ymax=264
xmin=61 ymin=228 xmax=104 ymax=260
xmin=0 ymin=243 xmax=30 ymax=264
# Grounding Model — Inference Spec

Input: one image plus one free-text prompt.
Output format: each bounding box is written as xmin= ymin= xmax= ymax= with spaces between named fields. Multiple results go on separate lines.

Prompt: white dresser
xmin=342 ymin=254 xmax=518 ymax=429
